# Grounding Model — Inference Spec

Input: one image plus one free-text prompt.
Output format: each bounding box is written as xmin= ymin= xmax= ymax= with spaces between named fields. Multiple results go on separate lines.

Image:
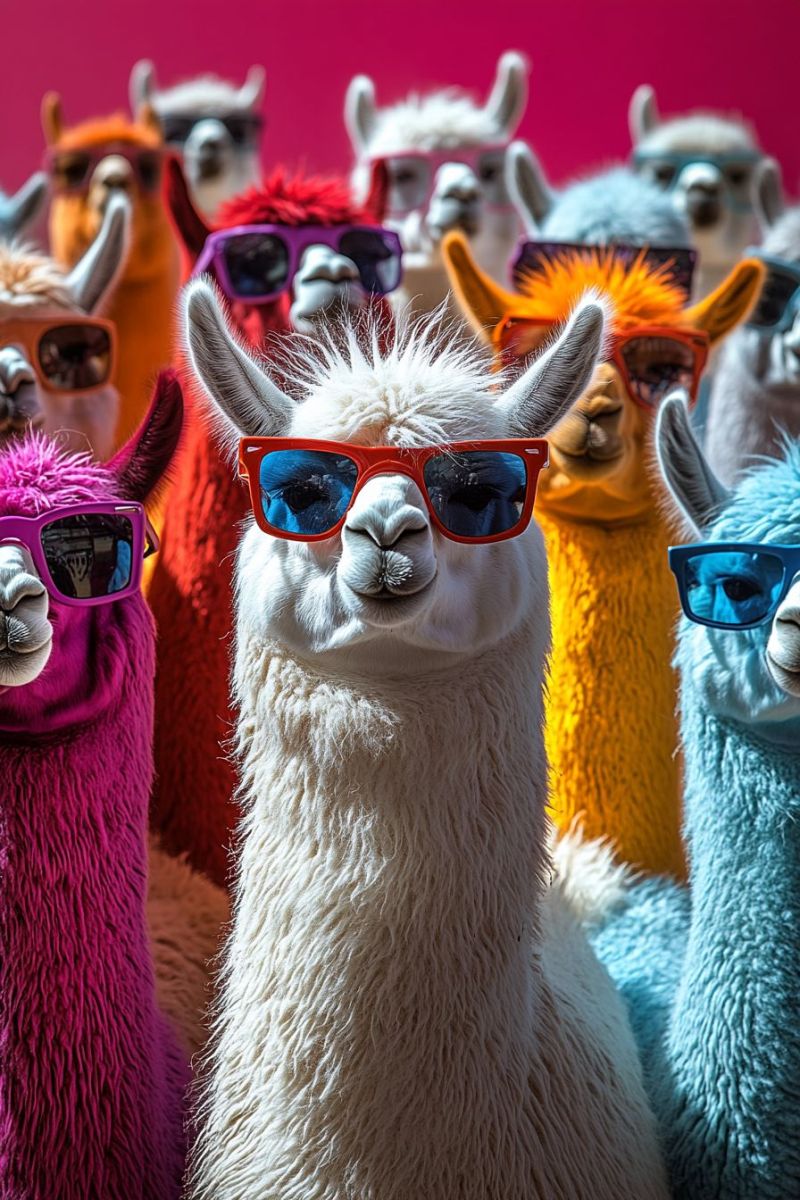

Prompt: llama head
xmin=130 ymin=61 xmax=265 ymax=219
xmin=506 ymin=146 xmax=691 ymax=247
xmin=42 ymin=95 xmax=175 ymax=284
xmin=169 ymin=159 xmax=396 ymax=345
xmin=443 ymin=232 xmax=763 ymax=523
xmin=0 ymin=371 xmax=182 ymax=734
xmin=183 ymin=279 xmax=604 ymax=673
xmin=629 ymin=85 xmax=783 ymax=277
xmin=0 ymin=172 xmax=48 ymax=241
xmin=658 ymin=391 xmax=800 ymax=729
xmin=0 ymin=194 xmax=129 ymax=457
xmin=345 ymin=52 xmax=528 ymax=302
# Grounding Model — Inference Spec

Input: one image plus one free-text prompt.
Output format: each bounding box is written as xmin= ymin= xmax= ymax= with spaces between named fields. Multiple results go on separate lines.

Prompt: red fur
xmin=216 ymin=169 xmax=378 ymax=229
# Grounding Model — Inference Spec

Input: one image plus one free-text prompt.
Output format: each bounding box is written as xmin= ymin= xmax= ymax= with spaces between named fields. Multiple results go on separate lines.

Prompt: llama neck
xmin=663 ymin=694 xmax=800 ymax=1197
xmin=0 ymin=635 xmax=186 ymax=1197
xmin=539 ymin=505 xmax=685 ymax=877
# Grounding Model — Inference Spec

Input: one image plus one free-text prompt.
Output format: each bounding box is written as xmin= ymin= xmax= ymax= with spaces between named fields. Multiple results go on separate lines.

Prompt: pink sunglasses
xmin=0 ymin=501 xmax=157 ymax=607
xmin=368 ymin=143 xmax=512 ymax=216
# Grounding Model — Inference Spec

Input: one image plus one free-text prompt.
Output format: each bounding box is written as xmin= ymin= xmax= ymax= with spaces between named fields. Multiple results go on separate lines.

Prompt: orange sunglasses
xmin=0 ymin=315 xmax=117 ymax=393
xmin=238 ymin=437 xmax=550 ymax=544
xmin=494 ymin=316 xmax=709 ymax=409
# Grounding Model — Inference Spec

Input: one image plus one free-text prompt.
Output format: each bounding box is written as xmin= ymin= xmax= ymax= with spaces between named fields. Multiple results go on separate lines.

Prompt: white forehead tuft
xmin=365 ymin=91 xmax=502 ymax=156
xmin=152 ymin=76 xmax=252 ymax=115
xmin=638 ymin=113 xmax=759 ymax=157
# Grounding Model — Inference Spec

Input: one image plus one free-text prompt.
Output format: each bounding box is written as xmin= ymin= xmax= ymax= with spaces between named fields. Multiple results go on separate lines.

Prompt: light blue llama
xmin=0 ymin=172 xmax=47 ymax=240
xmin=590 ymin=391 xmax=800 ymax=1198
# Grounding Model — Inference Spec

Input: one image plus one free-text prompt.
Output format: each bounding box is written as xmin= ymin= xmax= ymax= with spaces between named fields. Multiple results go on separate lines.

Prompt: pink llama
xmin=0 ymin=372 xmax=187 ymax=1199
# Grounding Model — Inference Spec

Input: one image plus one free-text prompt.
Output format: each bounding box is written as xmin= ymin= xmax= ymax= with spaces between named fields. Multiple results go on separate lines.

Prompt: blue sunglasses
xmin=632 ymin=149 xmax=762 ymax=213
xmin=669 ymin=542 xmax=800 ymax=630
xmin=746 ymin=252 xmax=800 ymax=333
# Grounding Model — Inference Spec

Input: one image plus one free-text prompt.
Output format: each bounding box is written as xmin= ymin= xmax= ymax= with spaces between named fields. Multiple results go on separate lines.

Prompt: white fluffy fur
xmin=184 ymin=290 xmax=669 ymax=1199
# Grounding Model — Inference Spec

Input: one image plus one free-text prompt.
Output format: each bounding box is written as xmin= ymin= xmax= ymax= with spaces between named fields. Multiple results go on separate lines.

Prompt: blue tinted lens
xmin=423 ymin=451 xmax=527 ymax=539
xmin=684 ymin=550 xmax=785 ymax=627
xmin=259 ymin=450 xmax=359 ymax=535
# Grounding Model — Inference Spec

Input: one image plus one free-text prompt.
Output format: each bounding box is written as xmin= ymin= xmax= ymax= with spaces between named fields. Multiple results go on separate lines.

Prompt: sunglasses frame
xmin=162 ymin=112 xmax=265 ymax=148
xmin=746 ymin=251 xmax=800 ymax=333
xmin=367 ymin=142 xmax=512 ymax=217
xmin=238 ymin=437 xmax=550 ymax=544
xmin=631 ymin=149 xmax=763 ymax=213
xmin=510 ymin=239 xmax=697 ymax=297
xmin=0 ymin=315 xmax=117 ymax=394
xmin=44 ymin=143 xmax=164 ymax=195
xmin=494 ymin=316 xmax=709 ymax=410
xmin=669 ymin=542 xmax=800 ymax=631
xmin=0 ymin=502 xmax=158 ymax=608
xmin=193 ymin=223 xmax=404 ymax=305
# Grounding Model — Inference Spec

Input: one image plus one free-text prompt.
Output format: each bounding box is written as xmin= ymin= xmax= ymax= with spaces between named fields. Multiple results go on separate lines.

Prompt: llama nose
xmin=298 ymin=246 xmax=360 ymax=286
xmin=0 ymin=348 xmax=35 ymax=397
xmin=0 ymin=567 xmax=45 ymax=614
xmin=94 ymin=155 xmax=135 ymax=194
xmin=685 ymin=183 xmax=722 ymax=228
xmin=346 ymin=500 xmax=428 ymax=549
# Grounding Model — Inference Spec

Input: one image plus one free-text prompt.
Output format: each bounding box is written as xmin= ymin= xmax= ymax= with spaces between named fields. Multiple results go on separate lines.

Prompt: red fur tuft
xmin=216 ymin=168 xmax=375 ymax=229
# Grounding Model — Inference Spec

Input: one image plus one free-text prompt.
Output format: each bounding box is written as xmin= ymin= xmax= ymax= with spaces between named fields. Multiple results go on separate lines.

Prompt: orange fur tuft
xmin=55 ymin=114 xmax=162 ymax=152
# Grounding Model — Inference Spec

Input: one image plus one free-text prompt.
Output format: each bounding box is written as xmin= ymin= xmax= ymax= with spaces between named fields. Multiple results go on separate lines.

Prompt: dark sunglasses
xmin=0 ymin=502 xmax=157 ymax=607
xmin=0 ymin=316 xmax=116 ymax=392
xmin=669 ymin=542 xmax=800 ymax=630
xmin=45 ymin=144 xmax=163 ymax=194
xmin=511 ymin=240 xmax=697 ymax=297
xmin=161 ymin=112 xmax=264 ymax=148
xmin=747 ymin=253 xmax=800 ymax=333
xmin=193 ymin=223 xmax=403 ymax=304
xmin=238 ymin=438 xmax=549 ymax=543
xmin=632 ymin=149 xmax=762 ymax=212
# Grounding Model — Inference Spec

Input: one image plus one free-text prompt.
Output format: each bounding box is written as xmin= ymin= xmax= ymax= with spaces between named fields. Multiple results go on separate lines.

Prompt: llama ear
xmin=684 ymin=258 xmax=766 ymax=344
xmin=629 ymin=85 xmax=659 ymax=144
xmin=41 ymin=92 xmax=63 ymax=146
xmin=108 ymin=370 xmax=184 ymax=504
xmin=496 ymin=299 xmax=606 ymax=438
xmin=506 ymin=141 xmax=552 ymax=233
xmin=345 ymin=74 xmax=377 ymax=156
xmin=66 ymin=192 xmax=131 ymax=314
xmin=656 ymin=389 xmax=730 ymax=533
xmin=184 ymin=278 xmax=294 ymax=438
xmin=136 ymin=101 xmax=163 ymax=141
xmin=441 ymin=231 xmax=518 ymax=342
xmin=166 ymin=156 xmax=212 ymax=262
xmin=753 ymin=158 xmax=784 ymax=230
xmin=484 ymin=51 xmax=529 ymax=137
xmin=130 ymin=59 xmax=157 ymax=114
xmin=239 ymin=65 xmax=266 ymax=111
xmin=0 ymin=172 xmax=48 ymax=240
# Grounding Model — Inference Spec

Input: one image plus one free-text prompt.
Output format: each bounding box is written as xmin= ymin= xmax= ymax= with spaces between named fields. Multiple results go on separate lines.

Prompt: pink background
xmin=1 ymin=0 xmax=797 ymax=197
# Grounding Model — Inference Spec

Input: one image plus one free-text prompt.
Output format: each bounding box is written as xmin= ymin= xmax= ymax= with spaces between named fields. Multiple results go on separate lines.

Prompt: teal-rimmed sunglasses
xmin=746 ymin=252 xmax=800 ymax=333
xmin=632 ymin=149 xmax=762 ymax=213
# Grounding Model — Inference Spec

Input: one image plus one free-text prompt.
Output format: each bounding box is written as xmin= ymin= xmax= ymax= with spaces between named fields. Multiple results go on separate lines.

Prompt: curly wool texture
xmin=540 ymin=168 xmax=691 ymax=248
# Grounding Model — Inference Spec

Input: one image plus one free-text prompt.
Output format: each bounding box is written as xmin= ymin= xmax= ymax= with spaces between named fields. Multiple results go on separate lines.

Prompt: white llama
xmin=629 ymin=85 xmax=783 ymax=299
xmin=130 ymin=61 xmax=265 ymax=217
xmin=345 ymin=52 xmax=528 ymax=317
xmin=181 ymin=281 xmax=669 ymax=1200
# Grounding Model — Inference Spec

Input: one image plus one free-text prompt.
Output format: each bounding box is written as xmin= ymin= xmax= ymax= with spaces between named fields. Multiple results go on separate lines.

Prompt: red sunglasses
xmin=45 ymin=144 xmax=163 ymax=195
xmin=495 ymin=317 xmax=709 ymax=409
xmin=238 ymin=437 xmax=550 ymax=544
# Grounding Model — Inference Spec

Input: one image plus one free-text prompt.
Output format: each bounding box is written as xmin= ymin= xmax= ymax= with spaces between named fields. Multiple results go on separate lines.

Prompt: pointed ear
xmin=41 ymin=92 xmax=63 ymax=146
xmin=0 ymin=172 xmax=48 ymax=239
xmin=130 ymin=59 xmax=157 ymax=114
xmin=753 ymin=158 xmax=784 ymax=230
xmin=66 ymin=192 xmax=130 ymax=314
xmin=345 ymin=74 xmax=377 ymax=156
xmin=484 ymin=51 xmax=529 ymax=137
xmin=495 ymin=299 xmax=606 ymax=437
xmin=239 ymin=65 xmax=266 ymax=111
xmin=441 ymin=231 xmax=517 ymax=342
xmin=629 ymin=85 xmax=659 ymax=144
xmin=656 ymin=389 xmax=730 ymax=533
xmin=184 ymin=278 xmax=294 ymax=438
xmin=684 ymin=258 xmax=766 ymax=344
xmin=136 ymin=100 xmax=163 ymax=141
xmin=506 ymin=141 xmax=552 ymax=233
xmin=108 ymin=370 xmax=184 ymax=504
xmin=166 ymin=156 xmax=211 ymax=262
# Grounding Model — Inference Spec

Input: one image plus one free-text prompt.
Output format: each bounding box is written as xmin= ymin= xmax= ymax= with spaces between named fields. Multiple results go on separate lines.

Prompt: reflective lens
xmin=259 ymin=449 xmax=359 ymax=534
xmin=223 ymin=115 xmax=262 ymax=146
xmin=51 ymin=151 xmax=92 ymax=191
xmin=620 ymin=335 xmax=698 ymax=408
xmin=338 ymin=229 xmax=402 ymax=294
xmin=683 ymin=549 xmax=785 ymax=627
xmin=423 ymin=451 xmax=527 ymax=538
xmin=749 ymin=267 xmax=800 ymax=330
xmin=222 ymin=233 xmax=291 ymax=298
xmin=161 ymin=115 xmax=196 ymax=145
xmin=41 ymin=513 xmax=134 ymax=600
xmin=38 ymin=324 xmax=113 ymax=391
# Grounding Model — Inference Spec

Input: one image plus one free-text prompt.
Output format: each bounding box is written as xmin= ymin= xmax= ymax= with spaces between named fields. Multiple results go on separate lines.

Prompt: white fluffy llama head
xmin=345 ymin=52 xmax=529 ymax=314
xmin=130 ymin=61 xmax=265 ymax=219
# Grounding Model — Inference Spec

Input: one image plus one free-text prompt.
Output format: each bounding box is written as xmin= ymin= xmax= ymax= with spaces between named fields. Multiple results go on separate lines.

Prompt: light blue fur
xmin=542 ymin=167 xmax=691 ymax=247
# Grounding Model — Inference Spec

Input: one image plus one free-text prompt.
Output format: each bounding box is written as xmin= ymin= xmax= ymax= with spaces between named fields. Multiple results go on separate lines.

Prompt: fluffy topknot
xmin=216 ymin=169 xmax=375 ymax=229
xmin=0 ymin=432 xmax=116 ymax=515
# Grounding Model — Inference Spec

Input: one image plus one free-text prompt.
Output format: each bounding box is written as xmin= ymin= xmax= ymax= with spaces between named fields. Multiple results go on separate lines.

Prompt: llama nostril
xmin=686 ymin=187 xmax=721 ymax=228
xmin=0 ymin=575 xmax=45 ymax=614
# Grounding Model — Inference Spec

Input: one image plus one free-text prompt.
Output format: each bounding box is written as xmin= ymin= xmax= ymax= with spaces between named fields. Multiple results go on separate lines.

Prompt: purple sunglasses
xmin=511 ymin=239 xmax=697 ymax=297
xmin=0 ymin=502 xmax=157 ymax=608
xmin=193 ymin=223 xmax=404 ymax=304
